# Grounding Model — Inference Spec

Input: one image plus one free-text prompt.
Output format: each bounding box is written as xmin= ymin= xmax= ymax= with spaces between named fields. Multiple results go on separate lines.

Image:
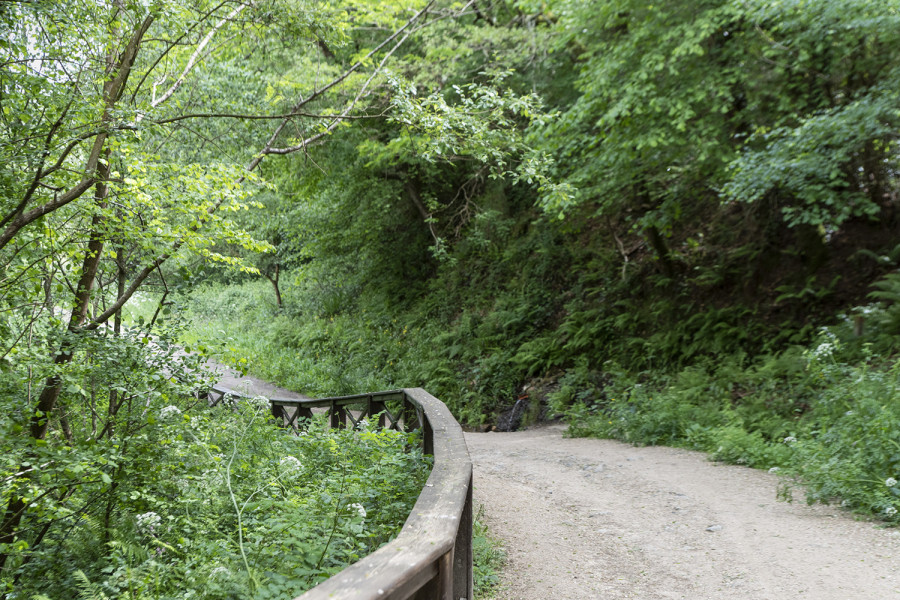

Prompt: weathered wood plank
xmin=207 ymin=384 xmax=473 ymax=600
xmin=294 ymin=388 xmax=473 ymax=600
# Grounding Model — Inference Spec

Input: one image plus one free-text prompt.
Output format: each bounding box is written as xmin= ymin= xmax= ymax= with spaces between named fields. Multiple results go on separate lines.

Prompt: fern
xmin=107 ymin=540 xmax=150 ymax=566
xmin=73 ymin=571 xmax=109 ymax=600
xmin=855 ymin=242 xmax=900 ymax=266
xmin=868 ymin=271 xmax=900 ymax=304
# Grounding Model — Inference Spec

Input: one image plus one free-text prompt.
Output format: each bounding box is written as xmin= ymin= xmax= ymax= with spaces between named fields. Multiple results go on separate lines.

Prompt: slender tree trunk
xmin=0 ymin=11 xmax=152 ymax=571
xmin=264 ymin=264 xmax=282 ymax=307
xmin=0 ymin=168 xmax=111 ymax=576
xmin=107 ymin=238 xmax=126 ymax=438
xmin=645 ymin=225 xmax=675 ymax=278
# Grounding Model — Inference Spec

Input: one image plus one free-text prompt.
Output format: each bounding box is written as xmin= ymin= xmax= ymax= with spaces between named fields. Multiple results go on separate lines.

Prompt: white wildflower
xmin=885 ymin=506 xmax=897 ymax=517
xmin=845 ymin=411 xmax=854 ymax=417
xmin=783 ymin=436 xmax=797 ymax=444
xmin=135 ymin=511 xmax=161 ymax=535
xmin=818 ymin=326 xmax=838 ymax=340
xmin=279 ymin=456 xmax=302 ymax=471
xmin=250 ymin=395 xmax=271 ymax=410
xmin=768 ymin=467 xmax=780 ymax=474
xmin=201 ymin=469 xmax=224 ymax=488
xmin=886 ymin=477 xmax=898 ymax=488
xmin=159 ymin=405 xmax=181 ymax=420
xmin=348 ymin=502 xmax=366 ymax=518
xmin=210 ymin=566 xmax=230 ymax=579
xmin=812 ymin=342 xmax=834 ymax=358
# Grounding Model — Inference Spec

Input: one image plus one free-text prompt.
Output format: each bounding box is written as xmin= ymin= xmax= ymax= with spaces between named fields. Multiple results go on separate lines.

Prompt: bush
xmin=563 ymin=335 xmax=900 ymax=522
xmin=5 ymin=398 xmax=430 ymax=599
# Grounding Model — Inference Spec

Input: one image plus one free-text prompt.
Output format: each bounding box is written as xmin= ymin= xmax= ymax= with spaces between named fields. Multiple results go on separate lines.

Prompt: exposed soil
xmin=466 ymin=425 xmax=900 ymax=600
xmin=213 ymin=362 xmax=310 ymax=401
xmin=216 ymin=368 xmax=899 ymax=599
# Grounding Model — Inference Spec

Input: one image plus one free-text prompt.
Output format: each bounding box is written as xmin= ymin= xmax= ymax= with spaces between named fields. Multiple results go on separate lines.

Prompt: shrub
xmin=5 ymin=399 xmax=430 ymax=599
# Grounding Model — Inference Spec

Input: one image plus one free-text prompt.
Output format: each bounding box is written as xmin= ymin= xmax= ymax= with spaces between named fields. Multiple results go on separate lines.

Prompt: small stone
xmin=706 ymin=524 xmax=723 ymax=532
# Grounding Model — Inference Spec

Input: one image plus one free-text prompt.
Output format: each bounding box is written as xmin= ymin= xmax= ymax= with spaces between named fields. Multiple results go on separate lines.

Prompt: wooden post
xmin=330 ymin=400 xmax=347 ymax=429
xmin=421 ymin=406 xmax=433 ymax=456
xmin=411 ymin=551 xmax=453 ymax=600
xmin=401 ymin=395 xmax=417 ymax=432
xmin=270 ymin=404 xmax=286 ymax=426
xmin=453 ymin=471 xmax=474 ymax=599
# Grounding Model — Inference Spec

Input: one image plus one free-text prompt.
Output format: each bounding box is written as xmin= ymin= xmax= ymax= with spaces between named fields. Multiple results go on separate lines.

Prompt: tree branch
xmin=0 ymin=15 xmax=154 ymax=253
xmin=129 ymin=1 xmax=231 ymax=104
xmin=150 ymin=2 xmax=248 ymax=109
xmin=245 ymin=0 xmax=436 ymax=171
xmin=258 ymin=3 xmax=432 ymax=159
xmin=85 ymin=1 xmax=436 ymax=329
xmin=149 ymin=110 xmax=386 ymax=125
xmin=0 ymin=87 xmax=78 ymax=231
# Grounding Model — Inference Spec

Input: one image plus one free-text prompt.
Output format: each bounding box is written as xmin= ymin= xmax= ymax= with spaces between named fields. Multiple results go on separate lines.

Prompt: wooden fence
xmin=205 ymin=386 xmax=474 ymax=600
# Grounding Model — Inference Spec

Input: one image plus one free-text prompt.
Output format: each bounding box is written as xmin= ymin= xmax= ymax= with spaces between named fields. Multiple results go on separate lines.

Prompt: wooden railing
xmin=205 ymin=386 xmax=474 ymax=600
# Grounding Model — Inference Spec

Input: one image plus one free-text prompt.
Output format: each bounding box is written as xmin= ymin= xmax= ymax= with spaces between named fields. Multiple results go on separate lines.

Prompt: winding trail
xmin=466 ymin=425 xmax=899 ymax=600
xmin=213 ymin=362 xmax=310 ymax=401
xmin=215 ymin=365 xmax=898 ymax=599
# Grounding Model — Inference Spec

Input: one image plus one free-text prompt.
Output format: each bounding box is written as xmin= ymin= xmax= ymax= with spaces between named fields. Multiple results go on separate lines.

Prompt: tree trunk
xmin=645 ymin=225 xmax=675 ymax=278
xmin=264 ymin=264 xmax=283 ymax=307
xmin=0 ymin=166 xmax=111 ymax=576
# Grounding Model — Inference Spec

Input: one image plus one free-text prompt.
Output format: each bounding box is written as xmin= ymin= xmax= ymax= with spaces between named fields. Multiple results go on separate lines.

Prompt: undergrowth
xmin=473 ymin=507 xmax=505 ymax=599
xmin=8 ymin=399 xmax=429 ymax=600
xmin=561 ymin=324 xmax=900 ymax=522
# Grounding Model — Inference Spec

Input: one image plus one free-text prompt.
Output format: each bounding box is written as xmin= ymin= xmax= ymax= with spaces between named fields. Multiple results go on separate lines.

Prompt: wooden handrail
xmin=205 ymin=386 xmax=474 ymax=600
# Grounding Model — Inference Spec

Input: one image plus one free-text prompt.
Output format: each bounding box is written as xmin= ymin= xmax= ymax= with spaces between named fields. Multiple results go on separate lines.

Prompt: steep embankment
xmin=468 ymin=425 xmax=899 ymax=600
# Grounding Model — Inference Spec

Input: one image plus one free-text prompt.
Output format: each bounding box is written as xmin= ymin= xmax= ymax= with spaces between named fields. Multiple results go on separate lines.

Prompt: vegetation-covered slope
xmin=183 ymin=1 xmax=900 ymax=521
xmin=3 ymin=1 xmax=900 ymax=595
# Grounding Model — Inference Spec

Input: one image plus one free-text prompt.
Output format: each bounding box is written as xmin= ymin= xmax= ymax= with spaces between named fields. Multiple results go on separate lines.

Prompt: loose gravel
xmin=466 ymin=425 xmax=900 ymax=600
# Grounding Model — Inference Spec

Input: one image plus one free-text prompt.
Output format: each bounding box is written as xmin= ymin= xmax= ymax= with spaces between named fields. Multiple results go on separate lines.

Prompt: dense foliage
xmin=183 ymin=0 xmax=900 ymax=524
xmin=4 ymin=0 xmax=900 ymax=595
xmin=1 ymin=0 xmax=440 ymax=596
xmin=12 ymin=397 xmax=428 ymax=600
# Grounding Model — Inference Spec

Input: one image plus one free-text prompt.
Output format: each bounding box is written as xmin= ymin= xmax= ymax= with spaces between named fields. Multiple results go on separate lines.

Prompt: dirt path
xmin=213 ymin=362 xmax=310 ymax=400
xmin=466 ymin=425 xmax=899 ymax=600
xmin=213 ymin=367 xmax=899 ymax=599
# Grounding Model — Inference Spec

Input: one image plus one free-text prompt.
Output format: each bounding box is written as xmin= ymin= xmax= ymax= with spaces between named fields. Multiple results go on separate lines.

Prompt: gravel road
xmin=213 ymin=362 xmax=310 ymax=400
xmin=466 ymin=425 xmax=899 ymax=600
xmin=214 ymin=365 xmax=898 ymax=600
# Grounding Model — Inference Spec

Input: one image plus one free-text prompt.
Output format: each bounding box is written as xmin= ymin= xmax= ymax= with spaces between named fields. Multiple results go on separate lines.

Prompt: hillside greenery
xmin=3 ymin=0 xmax=900 ymax=597
xmin=182 ymin=0 xmax=900 ymax=524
